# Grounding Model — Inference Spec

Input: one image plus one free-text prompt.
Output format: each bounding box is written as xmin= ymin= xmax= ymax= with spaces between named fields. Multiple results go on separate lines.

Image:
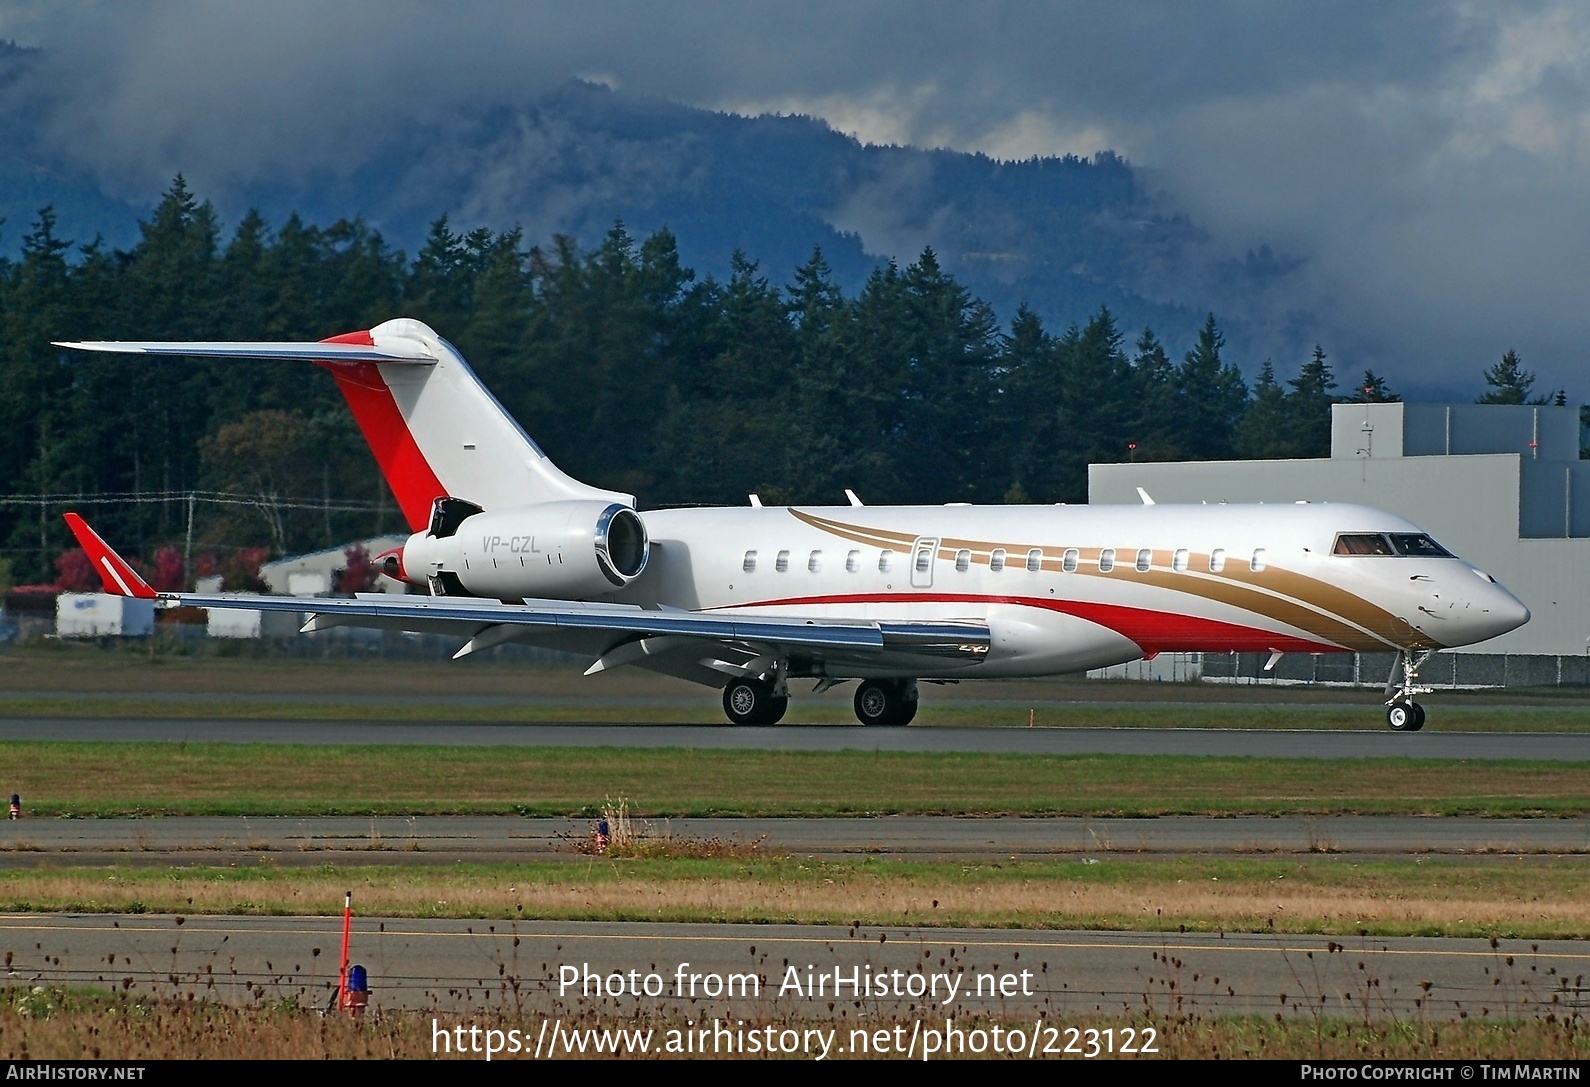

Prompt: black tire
xmin=1386 ymin=701 xmax=1416 ymax=731
xmin=723 ymin=678 xmax=777 ymax=725
xmin=1409 ymin=702 xmax=1426 ymax=732
xmin=854 ymin=680 xmax=918 ymax=727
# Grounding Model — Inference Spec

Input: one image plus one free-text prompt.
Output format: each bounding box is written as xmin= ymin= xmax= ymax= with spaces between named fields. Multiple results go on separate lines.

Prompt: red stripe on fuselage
xmin=719 ymin=592 xmax=1342 ymax=655
xmin=315 ymin=333 xmax=445 ymax=531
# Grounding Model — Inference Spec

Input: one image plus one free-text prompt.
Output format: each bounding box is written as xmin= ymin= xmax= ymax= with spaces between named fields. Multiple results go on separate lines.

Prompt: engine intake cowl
xmin=399 ymin=500 xmax=649 ymax=599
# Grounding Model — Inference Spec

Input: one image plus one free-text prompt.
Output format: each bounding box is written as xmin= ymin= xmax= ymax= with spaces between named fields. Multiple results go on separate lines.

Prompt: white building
xmin=55 ymin=593 xmax=155 ymax=637
xmin=208 ymin=535 xmax=408 ymax=639
xmin=259 ymin=535 xmax=408 ymax=596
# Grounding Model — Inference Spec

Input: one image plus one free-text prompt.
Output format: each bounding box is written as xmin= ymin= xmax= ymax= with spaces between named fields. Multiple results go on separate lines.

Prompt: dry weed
xmin=573 ymin=797 xmax=781 ymax=860
xmin=0 ymin=987 xmax=1582 ymax=1060
xmin=0 ymin=864 xmax=1585 ymax=935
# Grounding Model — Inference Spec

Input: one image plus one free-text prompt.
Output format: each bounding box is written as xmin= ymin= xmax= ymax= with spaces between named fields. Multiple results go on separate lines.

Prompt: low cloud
xmin=2 ymin=2 xmax=1587 ymax=396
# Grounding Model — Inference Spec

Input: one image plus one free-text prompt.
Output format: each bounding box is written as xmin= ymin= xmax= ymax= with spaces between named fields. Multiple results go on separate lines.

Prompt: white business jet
xmin=57 ymin=318 xmax=1529 ymax=731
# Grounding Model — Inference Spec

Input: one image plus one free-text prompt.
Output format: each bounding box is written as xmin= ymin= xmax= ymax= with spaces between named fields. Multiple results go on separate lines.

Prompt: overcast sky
xmin=3 ymin=1 xmax=1588 ymax=397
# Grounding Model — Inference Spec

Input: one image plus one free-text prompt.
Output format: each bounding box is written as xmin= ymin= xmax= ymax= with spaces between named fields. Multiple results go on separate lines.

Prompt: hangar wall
xmin=1089 ymin=403 xmax=1589 ymax=667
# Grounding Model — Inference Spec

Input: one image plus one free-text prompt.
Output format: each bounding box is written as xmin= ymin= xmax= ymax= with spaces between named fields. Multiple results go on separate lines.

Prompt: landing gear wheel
xmin=722 ymin=678 xmax=786 ymax=726
xmin=853 ymin=680 xmax=918 ymax=727
xmin=1386 ymin=701 xmax=1421 ymax=732
xmin=1384 ymin=650 xmax=1435 ymax=731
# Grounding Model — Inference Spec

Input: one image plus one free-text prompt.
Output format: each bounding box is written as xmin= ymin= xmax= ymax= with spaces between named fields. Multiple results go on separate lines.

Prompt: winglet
xmin=61 ymin=514 xmax=158 ymax=599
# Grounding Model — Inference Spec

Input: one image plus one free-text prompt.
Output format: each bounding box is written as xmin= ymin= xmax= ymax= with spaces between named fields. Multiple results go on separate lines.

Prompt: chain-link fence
xmin=1200 ymin=649 xmax=1590 ymax=688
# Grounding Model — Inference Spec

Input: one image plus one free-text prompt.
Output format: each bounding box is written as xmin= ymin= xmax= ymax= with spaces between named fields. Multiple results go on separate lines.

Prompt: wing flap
xmin=170 ymin=591 xmax=895 ymax=652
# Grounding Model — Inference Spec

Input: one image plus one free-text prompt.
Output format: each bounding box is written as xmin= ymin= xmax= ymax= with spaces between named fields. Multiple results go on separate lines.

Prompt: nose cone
xmin=1493 ymin=586 xmax=1531 ymax=634
xmin=1467 ymin=580 xmax=1530 ymax=643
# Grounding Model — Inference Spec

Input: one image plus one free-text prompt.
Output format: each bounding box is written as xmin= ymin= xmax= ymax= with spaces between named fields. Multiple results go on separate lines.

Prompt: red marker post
xmin=338 ymin=890 xmax=352 ymax=1010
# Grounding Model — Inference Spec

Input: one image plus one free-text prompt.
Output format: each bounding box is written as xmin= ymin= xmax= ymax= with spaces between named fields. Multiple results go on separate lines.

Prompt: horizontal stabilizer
xmin=51 ymin=340 xmax=436 ymax=364
xmin=56 ymin=317 xmax=633 ymax=528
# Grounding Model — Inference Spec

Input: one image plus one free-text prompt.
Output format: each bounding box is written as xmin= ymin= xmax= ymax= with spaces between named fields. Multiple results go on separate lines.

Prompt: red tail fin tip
xmin=61 ymin=514 xmax=158 ymax=599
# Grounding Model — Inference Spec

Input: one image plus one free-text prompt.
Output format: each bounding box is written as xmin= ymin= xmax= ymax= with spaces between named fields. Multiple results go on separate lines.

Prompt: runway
xmin=1 ymin=718 xmax=1585 ymax=760
xmin=1 ymin=814 xmax=1586 ymax=865
xmin=3 ymin=913 xmax=1583 ymax=1021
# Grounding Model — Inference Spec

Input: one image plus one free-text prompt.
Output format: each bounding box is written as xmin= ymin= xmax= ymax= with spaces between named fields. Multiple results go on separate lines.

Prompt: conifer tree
xmin=1172 ymin=313 xmax=1248 ymax=460
xmin=1129 ymin=326 xmax=1179 ymax=460
xmin=1477 ymin=349 xmax=1545 ymax=404
xmin=1234 ymin=360 xmax=1292 ymax=458
xmin=1285 ymin=344 xmax=1337 ymax=456
xmin=1348 ymin=370 xmax=1399 ymax=403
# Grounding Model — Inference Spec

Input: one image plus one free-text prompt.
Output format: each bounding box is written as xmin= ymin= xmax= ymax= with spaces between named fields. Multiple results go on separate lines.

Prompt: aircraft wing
xmin=62 ymin=514 xmax=989 ymax=672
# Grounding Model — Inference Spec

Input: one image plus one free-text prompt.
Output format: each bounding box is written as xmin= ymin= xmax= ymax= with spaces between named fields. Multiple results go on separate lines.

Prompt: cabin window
xmin=1026 ymin=548 xmax=1043 ymax=572
xmin=1250 ymin=548 xmax=1267 ymax=572
xmin=1099 ymin=548 xmax=1116 ymax=573
xmin=742 ymin=550 xmax=757 ymax=573
xmin=990 ymin=548 xmax=1006 ymax=572
xmin=775 ymin=550 xmax=790 ymax=573
xmin=955 ymin=549 xmax=971 ymax=572
xmin=1135 ymin=548 xmax=1152 ymax=572
xmin=1172 ymin=548 xmax=1189 ymax=572
xmin=845 ymin=550 xmax=861 ymax=573
xmin=1062 ymin=548 xmax=1078 ymax=573
xmin=1333 ymin=533 xmax=1395 ymax=556
xmin=808 ymin=550 xmax=823 ymax=573
xmin=915 ymin=548 xmax=932 ymax=573
xmin=1209 ymin=548 xmax=1226 ymax=572
xmin=878 ymin=550 xmax=894 ymax=573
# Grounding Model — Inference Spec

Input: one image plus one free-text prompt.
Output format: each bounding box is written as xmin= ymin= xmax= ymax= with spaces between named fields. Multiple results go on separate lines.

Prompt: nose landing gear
xmin=1384 ymin=649 xmax=1433 ymax=732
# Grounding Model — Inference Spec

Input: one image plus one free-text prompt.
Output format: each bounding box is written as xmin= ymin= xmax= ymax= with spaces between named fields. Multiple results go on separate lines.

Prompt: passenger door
xmin=910 ymin=537 xmax=939 ymax=589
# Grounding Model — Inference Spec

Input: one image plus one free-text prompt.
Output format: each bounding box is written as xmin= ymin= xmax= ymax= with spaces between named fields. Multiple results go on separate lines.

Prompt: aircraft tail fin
xmin=62 ymin=513 xmax=158 ymax=599
xmin=54 ymin=318 xmax=632 ymax=531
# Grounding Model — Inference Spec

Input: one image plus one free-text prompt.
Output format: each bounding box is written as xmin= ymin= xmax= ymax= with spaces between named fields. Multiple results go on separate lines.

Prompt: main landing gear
xmin=853 ymin=679 xmax=918 ymax=727
xmin=1385 ymin=649 xmax=1433 ymax=732
xmin=719 ymin=671 xmax=922 ymax=727
xmin=721 ymin=675 xmax=789 ymax=726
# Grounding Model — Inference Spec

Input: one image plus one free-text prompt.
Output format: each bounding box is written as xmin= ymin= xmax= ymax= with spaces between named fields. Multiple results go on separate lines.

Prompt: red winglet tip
xmin=61 ymin=513 xmax=158 ymax=599
xmin=320 ymin=329 xmax=376 ymax=346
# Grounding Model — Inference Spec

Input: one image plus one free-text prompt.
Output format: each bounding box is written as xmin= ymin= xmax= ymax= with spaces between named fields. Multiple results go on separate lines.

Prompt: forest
xmin=0 ymin=179 xmax=1542 ymax=590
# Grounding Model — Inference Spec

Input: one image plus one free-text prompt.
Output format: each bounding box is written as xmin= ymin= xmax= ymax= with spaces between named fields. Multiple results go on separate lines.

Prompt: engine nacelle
xmin=396 ymin=500 xmax=649 ymax=599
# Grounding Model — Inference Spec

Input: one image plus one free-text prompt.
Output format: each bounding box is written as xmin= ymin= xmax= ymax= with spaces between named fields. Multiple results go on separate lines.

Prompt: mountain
xmin=0 ymin=73 xmax=1265 ymax=362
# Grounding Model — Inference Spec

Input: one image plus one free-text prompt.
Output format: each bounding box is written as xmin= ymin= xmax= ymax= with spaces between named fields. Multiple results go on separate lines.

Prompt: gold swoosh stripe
xmin=792 ymin=510 xmax=917 ymax=550
xmin=793 ymin=513 xmax=1433 ymax=651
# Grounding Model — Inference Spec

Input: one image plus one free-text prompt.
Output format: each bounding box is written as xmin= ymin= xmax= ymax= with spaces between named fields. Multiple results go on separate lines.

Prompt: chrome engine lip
xmin=594 ymin=503 xmax=650 ymax=585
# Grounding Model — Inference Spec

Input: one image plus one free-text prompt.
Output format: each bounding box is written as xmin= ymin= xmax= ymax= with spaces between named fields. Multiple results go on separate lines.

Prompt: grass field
xmin=0 ymin=741 xmax=1586 ymax=817
xmin=1 ymin=856 xmax=1587 ymax=939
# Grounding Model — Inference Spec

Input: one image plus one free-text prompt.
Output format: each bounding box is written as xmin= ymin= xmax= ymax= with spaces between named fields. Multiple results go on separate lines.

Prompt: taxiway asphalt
xmin=3 ymin=913 xmax=1582 ymax=1020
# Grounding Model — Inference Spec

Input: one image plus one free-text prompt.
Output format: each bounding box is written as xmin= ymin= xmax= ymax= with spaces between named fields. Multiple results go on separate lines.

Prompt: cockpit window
xmin=1332 ymin=532 xmax=1453 ymax=558
xmin=1332 ymin=533 xmax=1395 ymax=556
xmin=1388 ymin=533 xmax=1452 ymax=558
